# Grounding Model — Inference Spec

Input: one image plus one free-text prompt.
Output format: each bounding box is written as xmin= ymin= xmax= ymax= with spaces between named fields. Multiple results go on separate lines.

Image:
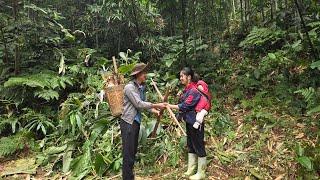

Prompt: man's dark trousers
xmin=120 ymin=119 xmax=140 ymax=180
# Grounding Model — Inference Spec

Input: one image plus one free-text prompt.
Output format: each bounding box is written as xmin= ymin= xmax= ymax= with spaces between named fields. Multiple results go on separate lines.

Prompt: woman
xmin=166 ymin=67 xmax=207 ymax=180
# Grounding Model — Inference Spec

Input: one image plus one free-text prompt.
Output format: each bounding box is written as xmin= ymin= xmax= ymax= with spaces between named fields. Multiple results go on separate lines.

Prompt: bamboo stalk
xmin=151 ymin=79 xmax=186 ymax=136
xmin=112 ymin=56 xmax=118 ymax=74
xmin=151 ymin=89 xmax=169 ymax=138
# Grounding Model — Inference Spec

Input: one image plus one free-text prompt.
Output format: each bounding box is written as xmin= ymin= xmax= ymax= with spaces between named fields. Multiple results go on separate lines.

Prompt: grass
xmin=0 ymin=96 xmax=318 ymax=179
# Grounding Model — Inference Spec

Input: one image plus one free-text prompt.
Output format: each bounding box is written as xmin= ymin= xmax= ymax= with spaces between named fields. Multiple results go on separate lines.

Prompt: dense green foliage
xmin=1 ymin=0 xmax=320 ymax=179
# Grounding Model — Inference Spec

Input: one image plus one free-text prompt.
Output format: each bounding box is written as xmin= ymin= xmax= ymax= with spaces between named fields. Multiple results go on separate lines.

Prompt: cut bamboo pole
xmin=151 ymin=78 xmax=186 ymax=136
xmin=112 ymin=56 xmax=118 ymax=74
xmin=151 ymin=89 xmax=169 ymax=138
xmin=112 ymin=56 xmax=119 ymax=85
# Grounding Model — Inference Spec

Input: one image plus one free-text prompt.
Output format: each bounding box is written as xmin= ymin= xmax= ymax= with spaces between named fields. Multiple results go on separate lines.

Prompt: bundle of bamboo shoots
xmin=102 ymin=57 xmax=125 ymax=117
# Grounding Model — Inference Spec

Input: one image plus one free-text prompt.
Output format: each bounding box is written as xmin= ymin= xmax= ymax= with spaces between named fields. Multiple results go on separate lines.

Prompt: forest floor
xmin=0 ymin=102 xmax=316 ymax=180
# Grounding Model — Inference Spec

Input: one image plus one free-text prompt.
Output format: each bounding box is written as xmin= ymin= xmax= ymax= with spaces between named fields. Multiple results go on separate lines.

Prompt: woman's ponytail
xmin=181 ymin=67 xmax=199 ymax=83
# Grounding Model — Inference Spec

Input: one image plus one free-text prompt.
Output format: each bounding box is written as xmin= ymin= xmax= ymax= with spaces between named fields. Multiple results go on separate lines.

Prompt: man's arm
xmin=125 ymin=85 xmax=165 ymax=111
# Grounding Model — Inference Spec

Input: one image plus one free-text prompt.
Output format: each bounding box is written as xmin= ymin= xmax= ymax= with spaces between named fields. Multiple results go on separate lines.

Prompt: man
xmin=120 ymin=63 xmax=166 ymax=180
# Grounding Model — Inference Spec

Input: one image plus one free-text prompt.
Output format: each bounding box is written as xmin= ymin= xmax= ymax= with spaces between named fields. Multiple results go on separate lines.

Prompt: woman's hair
xmin=181 ymin=67 xmax=199 ymax=82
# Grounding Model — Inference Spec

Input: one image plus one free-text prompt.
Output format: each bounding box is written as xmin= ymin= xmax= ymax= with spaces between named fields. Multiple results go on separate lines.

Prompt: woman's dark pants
xmin=186 ymin=122 xmax=206 ymax=157
xmin=120 ymin=120 xmax=140 ymax=180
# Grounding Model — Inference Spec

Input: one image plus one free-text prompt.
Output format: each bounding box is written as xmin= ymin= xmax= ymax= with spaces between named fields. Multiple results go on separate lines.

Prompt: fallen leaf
xmin=25 ymin=174 xmax=30 ymax=180
xmin=276 ymin=142 xmax=283 ymax=150
xmin=275 ymin=174 xmax=286 ymax=180
xmin=267 ymin=140 xmax=273 ymax=152
xmin=0 ymin=158 xmax=38 ymax=177
xmin=296 ymin=123 xmax=305 ymax=128
xmin=295 ymin=133 xmax=304 ymax=139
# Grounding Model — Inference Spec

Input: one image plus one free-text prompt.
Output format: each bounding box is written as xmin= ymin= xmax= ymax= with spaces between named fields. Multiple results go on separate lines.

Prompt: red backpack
xmin=195 ymin=80 xmax=212 ymax=112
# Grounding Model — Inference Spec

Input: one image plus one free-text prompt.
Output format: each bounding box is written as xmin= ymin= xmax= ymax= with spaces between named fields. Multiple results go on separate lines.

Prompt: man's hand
xmin=151 ymin=108 xmax=161 ymax=116
xmin=152 ymin=103 xmax=166 ymax=110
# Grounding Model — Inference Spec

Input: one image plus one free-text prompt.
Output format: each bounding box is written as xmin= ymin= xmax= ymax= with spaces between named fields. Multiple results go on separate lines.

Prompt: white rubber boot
xmin=184 ymin=153 xmax=197 ymax=176
xmin=189 ymin=157 xmax=206 ymax=180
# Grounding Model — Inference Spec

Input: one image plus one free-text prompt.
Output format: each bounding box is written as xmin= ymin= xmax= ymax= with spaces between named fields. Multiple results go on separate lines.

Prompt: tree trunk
xmin=181 ymin=0 xmax=188 ymax=64
xmin=224 ymin=0 xmax=230 ymax=33
xmin=270 ymin=0 xmax=274 ymax=20
xmin=117 ymin=30 xmax=121 ymax=53
xmin=294 ymin=0 xmax=318 ymax=60
xmin=261 ymin=0 xmax=265 ymax=22
xmin=1 ymin=28 xmax=8 ymax=64
xmin=232 ymin=0 xmax=236 ymax=18
xmin=193 ymin=0 xmax=197 ymax=61
xmin=131 ymin=0 xmax=141 ymax=39
xmin=240 ymin=0 xmax=244 ymax=29
xmin=247 ymin=0 xmax=251 ymax=26
xmin=95 ymin=14 xmax=99 ymax=49
xmin=13 ymin=0 xmax=20 ymax=75
xmin=210 ymin=0 xmax=215 ymax=45
xmin=245 ymin=0 xmax=248 ymax=23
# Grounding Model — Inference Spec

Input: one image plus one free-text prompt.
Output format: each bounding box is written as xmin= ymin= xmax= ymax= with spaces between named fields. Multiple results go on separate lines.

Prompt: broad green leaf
xmin=75 ymin=113 xmax=82 ymax=128
xmin=119 ymin=52 xmax=127 ymax=61
xmin=268 ymin=53 xmax=276 ymax=59
xmin=147 ymin=73 xmax=156 ymax=78
xmin=93 ymin=153 xmax=107 ymax=176
xmin=63 ymin=145 xmax=74 ymax=173
xmin=295 ymin=143 xmax=304 ymax=156
xmin=118 ymin=63 xmax=136 ymax=74
xmin=59 ymin=53 xmax=66 ymax=75
xmin=310 ymin=60 xmax=320 ymax=70
xmin=62 ymin=29 xmax=75 ymax=42
xmin=297 ymin=156 xmax=313 ymax=171
xmin=45 ymin=145 xmax=67 ymax=155
xmin=41 ymin=125 xmax=46 ymax=135
xmin=165 ymin=59 xmax=174 ymax=67
xmin=138 ymin=125 xmax=147 ymax=145
xmin=70 ymin=141 xmax=91 ymax=178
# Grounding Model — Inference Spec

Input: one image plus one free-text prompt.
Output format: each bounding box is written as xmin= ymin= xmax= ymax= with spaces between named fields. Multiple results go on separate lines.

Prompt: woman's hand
xmin=165 ymin=103 xmax=179 ymax=110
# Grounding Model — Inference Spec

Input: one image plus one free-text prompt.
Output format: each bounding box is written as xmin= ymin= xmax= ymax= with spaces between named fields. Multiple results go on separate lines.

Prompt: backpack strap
xmin=196 ymin=89 xmax=210 ymax=101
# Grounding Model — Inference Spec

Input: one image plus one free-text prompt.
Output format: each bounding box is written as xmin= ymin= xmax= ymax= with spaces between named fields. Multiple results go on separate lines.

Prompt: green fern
xmin=240 ymin=27 xmax=285 ymax=48
xmin=0 ymin=131 xmax=33 ymax=157
xmin=0 ymin=117 xmax=9 ymax=133
xmin=3 ymin=72 xmax=73 ymax=101
xmin=295 ymin=87 xmax=316 ymax=108
xmin=4 ymin=72 xmax=73 ymax=89
xmin=34 ymin=89 xmax=60 ymax=101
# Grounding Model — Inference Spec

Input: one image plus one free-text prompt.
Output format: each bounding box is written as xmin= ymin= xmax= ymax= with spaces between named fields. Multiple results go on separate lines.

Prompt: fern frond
xmin=4 ymin=77 xmax=46 ymax=88
xmin=3 ymin=72 xmax=73 ymax=102
xmin=34 ymin=89 xmax=59 ymax=101
xmin=295 ymin=87 xmax=316 ymax=108
xmin=240 ymin=27 xmax=285 ymax=48
xmin=0 ymin=131 xmax=32 ymax=157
